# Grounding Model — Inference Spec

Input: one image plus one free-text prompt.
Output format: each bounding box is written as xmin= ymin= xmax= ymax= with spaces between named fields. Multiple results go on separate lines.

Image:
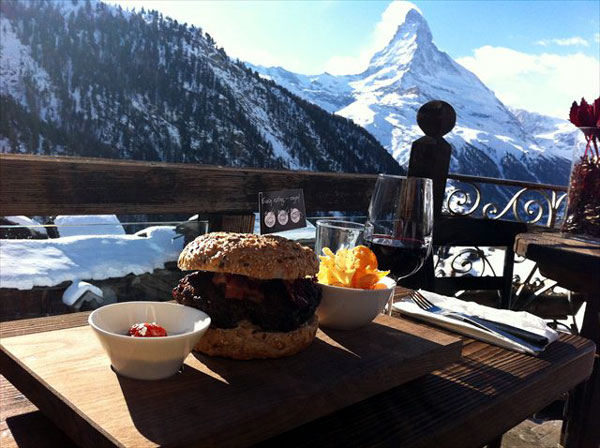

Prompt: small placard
xmin=259 ymin=189 xmax=307 ymax=234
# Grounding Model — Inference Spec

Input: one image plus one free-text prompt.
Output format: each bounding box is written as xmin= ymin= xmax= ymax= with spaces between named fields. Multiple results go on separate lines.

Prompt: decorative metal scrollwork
xmin=434 ymin=246 xmax=497 ymax=278
xmin=444 ymin=179 xmax=567 ymax=228
xmin=445 ymin=181 xmax=481 ymax=216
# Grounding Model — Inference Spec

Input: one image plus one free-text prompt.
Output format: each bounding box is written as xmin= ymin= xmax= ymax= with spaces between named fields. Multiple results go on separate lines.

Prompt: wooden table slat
xmin=1 ymin=312 xmax=91 ymax=338
xmin=260 ymin=332 xmax=593 ymax=448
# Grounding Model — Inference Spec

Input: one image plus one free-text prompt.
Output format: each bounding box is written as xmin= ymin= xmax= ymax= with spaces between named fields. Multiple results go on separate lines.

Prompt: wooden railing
xmin=1 ymin=154 xmax=569 ymax=226
xmin=0 ymin=154 xmax=378 ymax=216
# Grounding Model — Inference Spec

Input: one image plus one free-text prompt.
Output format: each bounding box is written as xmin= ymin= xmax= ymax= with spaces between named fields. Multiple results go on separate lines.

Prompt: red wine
xmin=364 ymin=235 xmax=429 ymax=279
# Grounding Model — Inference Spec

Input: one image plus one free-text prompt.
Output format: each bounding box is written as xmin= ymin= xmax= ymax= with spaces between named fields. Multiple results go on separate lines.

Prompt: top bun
xmin=177 ymin=232 xmax=318 ymax=280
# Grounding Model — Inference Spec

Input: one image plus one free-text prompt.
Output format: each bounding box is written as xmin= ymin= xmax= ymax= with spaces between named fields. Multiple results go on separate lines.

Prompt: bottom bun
xmin=194 ymin=316 xmax=319 ymax=360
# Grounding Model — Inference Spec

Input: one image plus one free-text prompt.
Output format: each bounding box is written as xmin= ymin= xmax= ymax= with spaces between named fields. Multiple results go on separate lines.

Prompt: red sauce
xmin=128 ymin=322 xmax=168 ymax=337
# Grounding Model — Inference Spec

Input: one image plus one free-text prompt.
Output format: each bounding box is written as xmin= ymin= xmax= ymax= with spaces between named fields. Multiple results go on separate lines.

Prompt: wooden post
xmin=407 ymin=100 xmax=456 ymax=218
xmin=402 ymin=101 xmax=456 ymax=291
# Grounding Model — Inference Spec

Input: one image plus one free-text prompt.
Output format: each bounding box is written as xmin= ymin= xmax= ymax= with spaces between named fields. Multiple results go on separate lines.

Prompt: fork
xmin=409 ymin=291 xmax=548 ymax=344
xmin=408 ymin=291 xmax=545 ymax=353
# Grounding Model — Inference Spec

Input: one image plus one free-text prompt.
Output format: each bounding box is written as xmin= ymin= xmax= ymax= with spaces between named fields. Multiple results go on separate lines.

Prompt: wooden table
xmin=1 ymin=288 xmax=595 ymax=448
xmin=515 ymin=231 xmax=600 ymax=448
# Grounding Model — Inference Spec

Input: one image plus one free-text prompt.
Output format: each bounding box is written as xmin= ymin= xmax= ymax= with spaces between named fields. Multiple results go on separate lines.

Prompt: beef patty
xmin=172 ymin=271 xmax=321 ymax=332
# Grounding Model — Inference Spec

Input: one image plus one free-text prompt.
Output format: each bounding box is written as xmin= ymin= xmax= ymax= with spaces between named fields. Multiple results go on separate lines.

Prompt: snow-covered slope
xmin=0 ymin=0 xmax=401 ymax=175
xmin=251 ymin=8 xmax=571 ymax=186
xmin=510 ymin=108 xmax=579 ymax=161
xmin=0 ymin=16 xmax=60 ymax=124
xmin=254 ymin=67 xmax=355 ymax=114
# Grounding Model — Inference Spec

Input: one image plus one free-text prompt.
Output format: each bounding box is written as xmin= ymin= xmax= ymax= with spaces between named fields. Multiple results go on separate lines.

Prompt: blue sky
xmin=107 ymin=0 xmax=599 ymax=118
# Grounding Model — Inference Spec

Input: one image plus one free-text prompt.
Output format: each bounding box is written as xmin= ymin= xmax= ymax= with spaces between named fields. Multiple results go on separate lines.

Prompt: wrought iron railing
xmin=444 ymin=173 xmax=568 ymax=228
xmin=438 ymin=174 xmax=576 ymax=328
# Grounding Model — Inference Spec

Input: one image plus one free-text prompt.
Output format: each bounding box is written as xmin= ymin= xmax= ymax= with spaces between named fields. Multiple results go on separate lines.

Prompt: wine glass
xmin=364 ymin=175 xmax=434 ymax=284
xmin=314 ymin=220 xmax=364 ymax=259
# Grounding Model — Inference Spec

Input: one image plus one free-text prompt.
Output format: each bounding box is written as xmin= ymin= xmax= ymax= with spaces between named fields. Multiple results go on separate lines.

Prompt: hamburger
xmin=172 ymin=232 xmax=322 ymax=360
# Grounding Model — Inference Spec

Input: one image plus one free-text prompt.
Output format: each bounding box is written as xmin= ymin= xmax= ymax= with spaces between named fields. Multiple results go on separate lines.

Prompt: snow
xmin=263 ymin=131 xmax=299 ymax=169
xmin=453 ymin=126 xmax=481 ymax=144
xmin=62 ymin=279 xmax=103 ymax=306
xmin=0 ymin=210 xmax=313 ymax=291
xmin=511 ymin=107 xmax=580 ymax=159
xmin=3 ymin=216 xmax=48 ymax=235
xmin=245 ymin=64 xmax=354 ymax=114
xmin=165 ymin=121 xmax=181 ymax=147
xmin=0 ymin=226 xmax=183 ymax=290
xmin=0 ymin=137 xmax=10 ymax=152
xmin=209 ymin=62 xmax=305 ymax=169
xmin=337 ymin=100 xmax=377 ymax=127
xmin=53 ymin=0 xmax=100 ymax=15
xmin=54 ymin=215 xmax=125 ymax=237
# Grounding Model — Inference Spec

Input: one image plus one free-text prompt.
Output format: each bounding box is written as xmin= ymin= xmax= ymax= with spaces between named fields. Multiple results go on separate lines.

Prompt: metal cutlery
xmin=408 ymin=291 xmax=546 ymax=353
xmin=476 ymin=317 xmax=548 ymax=346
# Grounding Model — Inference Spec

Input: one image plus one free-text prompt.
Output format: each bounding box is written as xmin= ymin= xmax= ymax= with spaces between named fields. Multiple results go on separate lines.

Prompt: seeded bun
xmin=177 ymin=232 xmax=318 ymax=280
xmin=194 ymin=316 xmax=319 ymax=360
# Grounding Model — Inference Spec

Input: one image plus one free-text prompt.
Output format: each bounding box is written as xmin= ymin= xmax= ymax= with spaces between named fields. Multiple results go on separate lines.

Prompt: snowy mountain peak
xmin=252 ymin=6 xmax=572 ymax=188
xmin=391 ymin=8 xmax=431 ymax=46
xmin=367 ymin=8 xmax=431 ymax=71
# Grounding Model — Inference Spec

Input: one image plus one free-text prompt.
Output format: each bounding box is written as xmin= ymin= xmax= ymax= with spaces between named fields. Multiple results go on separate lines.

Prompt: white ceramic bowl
xmin=88 ymin=302 xmax=211 ymax=380
xmin=316 ymin=277 xmax=396 ymax=330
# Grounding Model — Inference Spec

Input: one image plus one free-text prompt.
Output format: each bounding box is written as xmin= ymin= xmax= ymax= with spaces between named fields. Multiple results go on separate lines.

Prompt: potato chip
xmin=317 ymin=245 xmax=389 ymax=290
xmin=351 ymin=245 xmax=378 ymax=270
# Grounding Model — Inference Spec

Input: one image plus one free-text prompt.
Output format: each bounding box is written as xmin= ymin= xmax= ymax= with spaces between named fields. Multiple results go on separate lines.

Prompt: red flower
xmin=569 ymin=97 xmax=600 ymax=128
xmin=569 ymin=96 xmax=600 ymax=158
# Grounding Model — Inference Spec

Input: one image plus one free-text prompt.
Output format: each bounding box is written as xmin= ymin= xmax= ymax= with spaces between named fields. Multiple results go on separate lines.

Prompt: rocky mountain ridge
xmin=0 ymin=0 xmax=402 ymax=175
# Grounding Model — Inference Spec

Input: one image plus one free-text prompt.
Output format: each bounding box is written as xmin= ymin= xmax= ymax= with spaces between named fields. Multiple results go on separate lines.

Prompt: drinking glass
xmin=314 ymin=220 xmax=364 ymax=258
xmin=364 ymin=175 xmax=433 ymax=281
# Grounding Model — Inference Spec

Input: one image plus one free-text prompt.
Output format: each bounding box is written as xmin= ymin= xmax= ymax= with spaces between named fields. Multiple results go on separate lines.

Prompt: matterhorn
xmin=252 ymin=7 xmax=574 ymax=186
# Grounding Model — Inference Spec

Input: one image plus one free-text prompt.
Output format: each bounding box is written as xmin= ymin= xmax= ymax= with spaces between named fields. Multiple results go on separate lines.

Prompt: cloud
xmin=372 ymin=1 xmax=422 ymax=53
xmin=535 ymin=36 xmax=589 ymax=47
xmin=324 ymin=1 xmax=421 ymax=75
xmin=457 ymin=46 xmax=600 ymax=118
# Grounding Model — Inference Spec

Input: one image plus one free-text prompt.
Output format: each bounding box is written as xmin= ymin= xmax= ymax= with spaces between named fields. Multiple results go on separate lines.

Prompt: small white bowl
xmin=88 ymin=302 xmax=211 ymax=380
xmin=316 ymin=277 xmax=396 ymax=330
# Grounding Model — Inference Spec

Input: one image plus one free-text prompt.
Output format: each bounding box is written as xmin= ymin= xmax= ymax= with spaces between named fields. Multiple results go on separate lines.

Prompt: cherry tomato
xmin=128 ymin=322 xmax=168 ymax=337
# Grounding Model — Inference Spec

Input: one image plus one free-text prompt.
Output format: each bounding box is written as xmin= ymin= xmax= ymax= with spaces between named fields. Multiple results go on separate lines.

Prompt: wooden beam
xmin=0 ymin=155 xmax=377 ymax=215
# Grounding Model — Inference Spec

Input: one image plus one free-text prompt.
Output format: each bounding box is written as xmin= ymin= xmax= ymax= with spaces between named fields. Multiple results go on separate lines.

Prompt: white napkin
xmin=393 ymin=290 xmax=559 ymax=355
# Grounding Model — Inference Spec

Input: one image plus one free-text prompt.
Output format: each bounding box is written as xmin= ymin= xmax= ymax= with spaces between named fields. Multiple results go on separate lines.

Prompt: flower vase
xmin=561 ymin=127 xmax=600 ymax=242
